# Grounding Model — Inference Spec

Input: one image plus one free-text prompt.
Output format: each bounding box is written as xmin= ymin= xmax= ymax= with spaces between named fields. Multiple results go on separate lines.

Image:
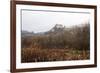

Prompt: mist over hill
xmin=22 ymin=24 xmax=71 ymax=37
xmin=22 ymin=23 xmax=89 ymax=37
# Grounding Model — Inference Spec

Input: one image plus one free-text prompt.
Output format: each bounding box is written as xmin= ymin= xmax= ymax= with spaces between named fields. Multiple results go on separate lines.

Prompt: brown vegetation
xmin=21 ymin=23 xmax=90 ymax=63
xmin=21 ymin=48 xmax=89 ymax=63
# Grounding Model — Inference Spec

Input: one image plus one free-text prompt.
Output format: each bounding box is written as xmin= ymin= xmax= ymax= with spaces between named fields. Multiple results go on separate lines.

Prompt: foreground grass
xmin=21 ymin=48 xmax=90 ymax=63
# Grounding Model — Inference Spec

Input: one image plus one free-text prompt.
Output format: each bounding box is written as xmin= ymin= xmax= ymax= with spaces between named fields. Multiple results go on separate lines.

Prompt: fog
xmin=22 ymin=10 xmax=90 ymax=33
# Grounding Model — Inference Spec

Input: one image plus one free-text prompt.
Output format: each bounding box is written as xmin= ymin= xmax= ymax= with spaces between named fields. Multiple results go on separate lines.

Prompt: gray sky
xmin=22 ymin=10 xmax=90 ymax=33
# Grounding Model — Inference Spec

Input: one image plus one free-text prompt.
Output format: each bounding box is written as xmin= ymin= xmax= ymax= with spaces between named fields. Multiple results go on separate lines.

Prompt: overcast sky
xmin=22 ymin=10 xmax=90 ymax=33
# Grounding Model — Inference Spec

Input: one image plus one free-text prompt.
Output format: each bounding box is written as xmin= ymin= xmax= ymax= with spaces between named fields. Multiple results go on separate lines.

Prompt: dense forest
xmin=21 ymin=23 xmax=90 ymax=63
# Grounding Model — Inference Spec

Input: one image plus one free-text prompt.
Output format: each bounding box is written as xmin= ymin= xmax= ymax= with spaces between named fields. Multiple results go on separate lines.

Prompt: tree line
xmin=21 ymin=23 xmax=90 ymax=50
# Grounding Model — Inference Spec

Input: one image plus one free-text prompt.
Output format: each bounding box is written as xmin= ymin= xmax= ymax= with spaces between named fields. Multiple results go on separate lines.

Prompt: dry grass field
xmin=21 ymin=48 xmax=89 ymax=63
